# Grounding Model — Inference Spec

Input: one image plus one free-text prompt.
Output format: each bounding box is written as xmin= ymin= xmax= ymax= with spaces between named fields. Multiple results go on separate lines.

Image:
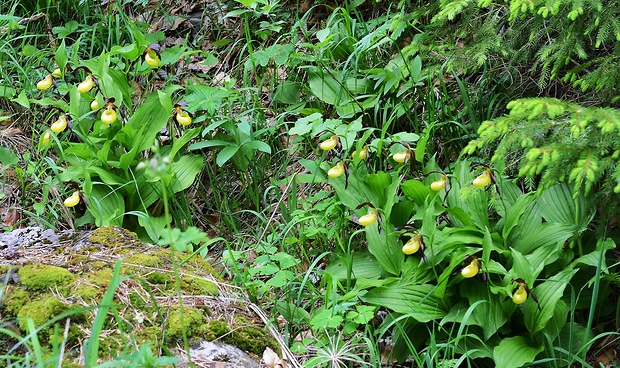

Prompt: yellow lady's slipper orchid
xmin=101 ymin=107 xmax=117 ymax=125
xmin=461 ymin=258 xmax=480 ymax=278
xmin=145 ymin=49 xmax=160 ymax=67
xmin=175 ymin=110 xmax=192 ymax=126
xmin=42 ymin=131 xmax=51 ymax=145
xmin=512 ymin=284 xmax=528 ymax=305
xmin=50 ymin=115 xmax=68 ymax=133
xmin=64 ymin=191 xmax=80 ymax=207
xmin=37 ymin=74 xmax=53 ymax=90
xmin=327 ymin=161 xmax=345 ymax=178
xmin=51 ymin=68 xmax=62 ymax=78
xmin=90 ymin=99 xmax=100 ymax=111
xmin=392 ymin=149 xmax=410 ymax=163
xmin=473 ymin=168 xmax=492 ymax=188
xmin=77 ymin=74 xmax=95 ymax=93
xmin=358 ymin=208 xmax=378 ymax=227
xmin=319 ymin=135 xmax=338 ymax=151
xmin=352 ymin=146 xmax=368 ymax=160
xmin=430 ymin=175 xmax=447 ymax=191
xmin=402 ymin=234 xmax=421 ymax=255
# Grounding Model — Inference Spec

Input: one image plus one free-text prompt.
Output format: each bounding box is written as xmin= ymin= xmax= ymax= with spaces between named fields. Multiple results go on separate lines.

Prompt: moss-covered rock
xmin=18 ymin=264 xmax=74 ymax=291
xmin=180 ymin=276 xmax=219 ymax=296
xmin=2 ymin=286 xmax=30 ymax=316
xmin=146 ymin=272 xmax=170 ymax=284
xmin=165 ymin=306 xmax=205 ymax=340
xmin=201 ymin=320 xmax=230 ymax=341
xmin=74 ymin=284 xmax=101 ymax=300
xmin=1 ymin=226 xmax=263 ymax=365
xmin=125 ymin=253 xmax=162 ymax=268
xmin=89 ymin=226 xmax=141 ymax=248
xmin=226 ymin=325 xmax=277 ymax=356
xmin=87 ymin=268 xmax=113 ymax=287
xmin=17 ymin=296 xmax=67 ymax=332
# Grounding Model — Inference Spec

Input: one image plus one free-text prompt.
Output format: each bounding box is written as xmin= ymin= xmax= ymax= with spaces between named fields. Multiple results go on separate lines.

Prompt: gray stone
xmin=181 ymin=340 xmax=261 ymax=367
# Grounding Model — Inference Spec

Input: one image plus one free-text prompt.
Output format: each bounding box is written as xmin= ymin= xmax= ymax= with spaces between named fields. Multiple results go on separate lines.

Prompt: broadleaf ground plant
xmin=281 ymin=119 xmax=617 ymax=366
xmin=33 ymin=31 xmax=204 ymax=243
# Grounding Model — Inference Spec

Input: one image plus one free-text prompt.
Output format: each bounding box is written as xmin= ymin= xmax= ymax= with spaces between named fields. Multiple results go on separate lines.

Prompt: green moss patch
xmin=89 ymin=226 xmax=141 ymax=248
xmin=165 ymin=306 xmax=205 ymax=340
xmin=18 ymin=264 xmax=74 ymax=291
xmin=17 ymin=296 xmax=67 ymax=332
xmin=125 ymin=253 xmax=162 ymax=267
xmin=3 ymin=286 xmax=30 ymax=315
xmin=146 ymin=272 xmax=170 ymax=284
xmin=201 ymin=320 xmax=230 ymax=340
xmin=1 ymin=226 xmax=266 ymax=365
xmin=180 ymin=276 xmax=219 ymax=296
xmin=224 ymin=316 xmax=278 ymax=356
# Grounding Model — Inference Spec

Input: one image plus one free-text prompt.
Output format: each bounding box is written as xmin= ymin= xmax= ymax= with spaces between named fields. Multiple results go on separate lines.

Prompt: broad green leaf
xmin=570 ymin=238 xmax=615 ymax=273
xmin=462 ymin=281 xmax=509 ymax=340
xmin=401 ymin=179 xmax=434 ymax=206
xmin=542 ymin=299 xmax=568 ymax=343
xmin=188 ymin=139 xmax=234 ymax=150
xmin=390 ymin=200 xmax=414 ymax=228
xmin=12 ymin=90 xmax=30 ymax=108
xmin=364 ymin=171 xmax=391 ymax=209
xmin=87 ymin=166 xmax=126 ymax=186
xmin=109 ymin=43 xmax=139 ymax=60
xmin=502 ymin=192 xmax=534 ymax=239
xmin=86 ymin=184 xmax=125 ymax=227
xmin=492 ymin=336 xmax=543 ymax=368
xmin=309 ymin=309 xmax=343 ymax=330
xmin=513 ymin=222 xmax=573 ymax=256
xmin=510 ymin=248 xmax=534 ymax=285
xmin=328 ymin=163 xmax=379 ymax=211
xmin=526 ymin=242 xmax=564 ymax=277
xmin=55 ymin=40 xmax=67 ymax=71
xmin=464 ymin=186 xmax=490 ymax=229
xmin=132 ymin=172 xmax=161 ymax=210
xmin=410 ymin=55 xmax=423 ymax=83
xmin=170 ymin=154 xmax=204 ymax=193
xmin=118 ymin=93 xmax=169 ymax=170
xmin=538 ymin=183 xmax=593 ymax=232
xmin=266 ymin=270 xmax=294 ymax=287
xmin=274 ymin=81 xmax=300 ymax=104
xmin=545 ymin=321 xmax=593 ymax=362
xmin=0 ymin=146 xmax=19 ymax=166
xmin=216 ymin=145 xmax=240 ymax=167
xmin=325 ymin=252 xmax=383 ymax=280
xmin=0 ymin=85 xmax=16 ymax=98
xmin=184 ymin=84 xmax=229 ymax=115
xmin=494 ymin=180 xmax=524 ymax=217
xmin=157 ymin=90 xmax=174 ymax=113
xmin=235 ymin=0 xmax=256 ymax=8
xmin=288 ymin=113 xmax=323 ymax=136
xmin=307 ymin=68 xmax=347 ymax=106
xmin=365 ymin=222 xmax=402 ymax=275
xmin=361 ymin=282 xmax=448 ymax=322
xmin=270 ymin=252 xmax=299 ymax=269
xmin=170 ymin=127 xmax=201 ymax=160
xmin=137 ymin=212 xmax=171 ymax=243
xmin=524 ymin=268 xmax=579 ymax=334
xmin=277 ymin=301 xmax=311 ymax=324
xmin=242 ymin=140 xmax=271 ymax=153
xmin=30 ymin=98 xmax=69 ymax=111
xmin=482 ymin=227 xmax=493 ymax=265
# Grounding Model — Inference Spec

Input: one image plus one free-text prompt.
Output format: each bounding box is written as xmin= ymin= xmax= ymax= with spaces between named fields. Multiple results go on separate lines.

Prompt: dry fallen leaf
xmin=4 ymin=208 xmax=21 ymax=227
xmin=263 ymin=346 xmax=288 ymax=368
